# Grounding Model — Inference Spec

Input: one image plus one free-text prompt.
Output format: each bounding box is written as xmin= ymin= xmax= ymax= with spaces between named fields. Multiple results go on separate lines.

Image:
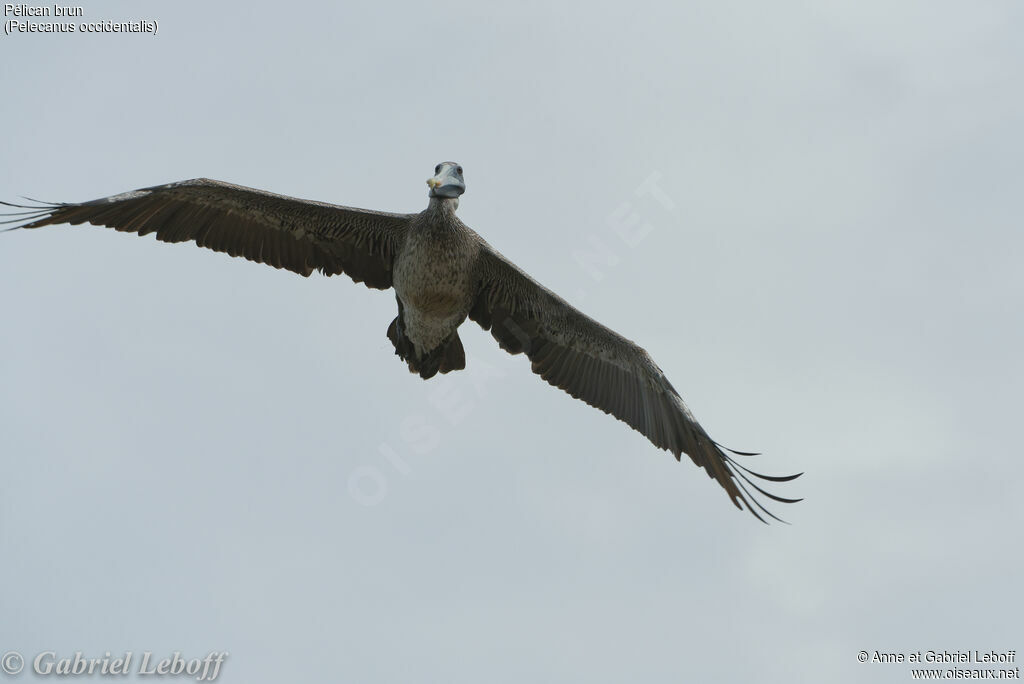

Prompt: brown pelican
xmin=2 ymin=162 xmax=800 ymax=521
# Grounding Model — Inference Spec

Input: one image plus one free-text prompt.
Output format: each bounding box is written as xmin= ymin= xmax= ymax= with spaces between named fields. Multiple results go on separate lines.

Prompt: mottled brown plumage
xmin=2 ymin=163 xmax=801 ymax=522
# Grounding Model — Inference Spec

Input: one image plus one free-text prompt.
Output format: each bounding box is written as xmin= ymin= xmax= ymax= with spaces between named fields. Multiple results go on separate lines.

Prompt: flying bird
xmin=2 ymin=162 xmax=800 ymax=521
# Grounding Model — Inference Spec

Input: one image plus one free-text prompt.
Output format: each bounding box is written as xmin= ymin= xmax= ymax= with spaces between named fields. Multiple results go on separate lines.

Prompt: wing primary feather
xmin=727 ymin=463 xmax=804 ymax=505
xmin=723 ymin=456 xmax=804 ymax=483
xmin=0 ymin=200 xmax=48 ymax=209
xmin=1 ymin=213 xmax=49 ymax=226
xmin=0 ymin=207 xmax=53 ymax=216
xmin=730 ymin=477 xmax=777 ymax=524
xmin=712 ymin=440 xmax=761 ymax=456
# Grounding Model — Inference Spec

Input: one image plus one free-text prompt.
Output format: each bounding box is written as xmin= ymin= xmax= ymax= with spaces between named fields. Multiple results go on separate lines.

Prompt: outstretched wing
xmin=1 ymin=178 xmax=413 ymax=288
xmin=468 ymin=243 xmax=801 ymax=522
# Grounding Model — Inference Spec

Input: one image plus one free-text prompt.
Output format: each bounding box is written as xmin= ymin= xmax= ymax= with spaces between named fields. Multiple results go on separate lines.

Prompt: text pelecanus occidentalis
xmin=2 ymin=162 xmax=801 ymax=521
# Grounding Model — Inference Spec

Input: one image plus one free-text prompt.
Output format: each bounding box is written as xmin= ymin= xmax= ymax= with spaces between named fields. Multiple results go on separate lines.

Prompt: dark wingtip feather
xmin=703 ymin=441 xmax=802 ymax=523
xmin=712 ymin=439 xmax=761 ymax=456
xmin=20 ymin=196 xmax=63 ymax=206
xmin=0 ymin=210 xmax=53 ymax=231
xmin=1 ymin=198 xmax=59 ymax=232
xmin=0 ymin=198 xmax=62 ymax=210
xmin=733 ymin=465 xmax=803 ymax=505
xmin=724 ymin=456 xmax=803 ymax=483
xmin=732 ymin=474 xmax=791 ymax=524
xmin=0 ymin=208 xmax=52 ymax=216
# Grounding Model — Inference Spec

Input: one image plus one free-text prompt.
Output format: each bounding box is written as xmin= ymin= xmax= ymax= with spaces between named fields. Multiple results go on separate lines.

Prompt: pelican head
xmin=426 ymin=162 xmax=466 ymax=200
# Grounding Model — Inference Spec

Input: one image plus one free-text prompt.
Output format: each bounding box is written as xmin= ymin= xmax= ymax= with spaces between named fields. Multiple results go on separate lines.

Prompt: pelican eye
xmin=456 ymin=166 xmax=463 ymax=175
xmin=434 ymin=165 xmax=441 ymax=174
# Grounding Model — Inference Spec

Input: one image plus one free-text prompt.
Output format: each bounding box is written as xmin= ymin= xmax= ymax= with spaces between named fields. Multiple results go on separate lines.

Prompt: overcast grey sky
xmin=2 ymin=1 xmax=1022 ymax=682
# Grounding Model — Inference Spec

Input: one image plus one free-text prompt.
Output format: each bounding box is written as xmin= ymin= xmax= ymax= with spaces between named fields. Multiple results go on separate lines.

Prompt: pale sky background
xmin=1 ymin=1 xmax=1022 ymax=682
